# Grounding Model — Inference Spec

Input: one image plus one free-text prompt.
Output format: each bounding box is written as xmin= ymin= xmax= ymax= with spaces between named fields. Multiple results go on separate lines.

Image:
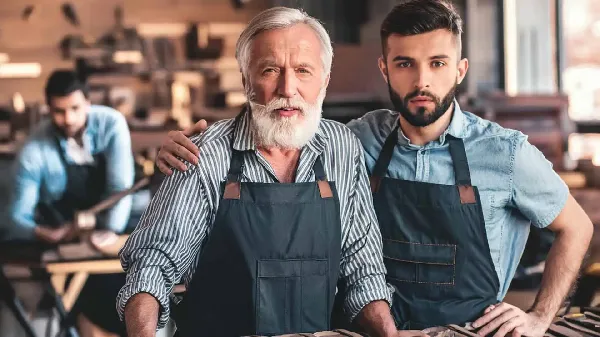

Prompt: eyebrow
xmin=392 ymin=55 xmax=451 ymax=62
xmin=255 ymin=60 xmax=317 ymax=70
xmin=296 ymin=62 xmax=316 ymax=70
xmin=257 ymin=59 xmax=278 ymax=68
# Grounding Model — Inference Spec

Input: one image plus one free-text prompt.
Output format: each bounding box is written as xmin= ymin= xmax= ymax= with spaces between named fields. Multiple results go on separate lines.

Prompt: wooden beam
xmin=46 ymin=259 xmax=123 ymax=274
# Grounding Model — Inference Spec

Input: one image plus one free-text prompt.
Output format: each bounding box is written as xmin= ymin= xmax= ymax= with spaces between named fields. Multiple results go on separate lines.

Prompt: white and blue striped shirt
xmin=117 ymin=110 xmax=393 ymax=329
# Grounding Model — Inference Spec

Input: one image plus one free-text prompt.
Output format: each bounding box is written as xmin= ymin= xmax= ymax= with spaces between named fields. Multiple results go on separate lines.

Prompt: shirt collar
xmin=397 ymin=99 xmax=465 ymax=147
xmin=232 ymin=104 xmax=328 ymax=155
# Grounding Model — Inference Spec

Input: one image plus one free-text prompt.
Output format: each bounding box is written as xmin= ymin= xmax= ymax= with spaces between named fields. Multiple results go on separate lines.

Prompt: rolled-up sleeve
xmin=509 ymin=135 xmax=569 ymax=228
xmin=116 ymin=165 xmax=210 ymax=330
xmin=103 ymin=112 xmax=135 ymax=233
xmin=340 ymin=137 xmax=393 ymax=321
xmin=6 ymin=143 xmax=43 ymax=240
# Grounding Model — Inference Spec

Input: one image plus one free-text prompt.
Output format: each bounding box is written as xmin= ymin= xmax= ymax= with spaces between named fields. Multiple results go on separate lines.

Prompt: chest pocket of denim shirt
xmin=383 ymin=239 xmax=456 ymax=285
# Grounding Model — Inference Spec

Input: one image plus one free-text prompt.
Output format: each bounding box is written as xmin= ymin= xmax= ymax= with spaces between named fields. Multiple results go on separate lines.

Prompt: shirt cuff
xmin=116 ymin=266 xmax=171 ymax=330
xmin=344 ymin=275 xmax=394 ymax=321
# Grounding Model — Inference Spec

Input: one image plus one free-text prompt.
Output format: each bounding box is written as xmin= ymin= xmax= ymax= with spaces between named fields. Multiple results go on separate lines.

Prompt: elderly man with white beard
xmin=116 ymin=7 xmax=417 ymax=337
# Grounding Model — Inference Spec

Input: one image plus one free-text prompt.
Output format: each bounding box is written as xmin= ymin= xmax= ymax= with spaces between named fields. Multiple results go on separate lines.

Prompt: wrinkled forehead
xmin=249 ymin=24 xmax=323 ymax=68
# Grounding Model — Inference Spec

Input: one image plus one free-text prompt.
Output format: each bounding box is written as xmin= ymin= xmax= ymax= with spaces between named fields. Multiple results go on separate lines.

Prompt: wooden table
xmin=0 ymin=235 xmax=129 ymax=337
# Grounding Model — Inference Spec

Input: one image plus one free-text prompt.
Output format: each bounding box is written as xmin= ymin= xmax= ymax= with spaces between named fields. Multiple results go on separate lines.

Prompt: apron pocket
xmin=257 ymin=259 xmax=329 ymax=334
xmin=383 ymin=239 xmax=456 ymax=285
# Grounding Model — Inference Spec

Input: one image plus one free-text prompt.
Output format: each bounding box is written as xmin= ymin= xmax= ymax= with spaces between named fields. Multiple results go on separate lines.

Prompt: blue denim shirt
xmin=5 ymin=105 xmax=135 ymax=240
xmin=347 ymin=101 xmax=569 ymax=300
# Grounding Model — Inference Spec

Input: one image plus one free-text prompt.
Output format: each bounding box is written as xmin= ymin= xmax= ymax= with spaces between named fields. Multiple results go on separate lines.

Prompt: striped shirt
xmin=116 ymin=110 xmax=393 ymax=329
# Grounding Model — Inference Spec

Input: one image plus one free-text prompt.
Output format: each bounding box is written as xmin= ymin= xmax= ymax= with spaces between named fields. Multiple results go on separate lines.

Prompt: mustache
xmin=252 ymin=97 xmax=309 ymax=115
xmin=405 ymin=89 xmax=438 ymax=102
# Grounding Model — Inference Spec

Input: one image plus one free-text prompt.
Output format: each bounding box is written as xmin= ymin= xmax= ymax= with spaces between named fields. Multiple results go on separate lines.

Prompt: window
xmin=562 ymin=0 xmax=600 ymax=121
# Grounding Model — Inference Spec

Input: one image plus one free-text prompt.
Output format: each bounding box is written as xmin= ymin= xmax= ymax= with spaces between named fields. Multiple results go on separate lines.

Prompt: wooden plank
xmin=586 ymin=263 xmax=600 ymax=277
xmin=61 ymin=271 xmax=89 ymax=311
xmin=46 ymin=259 xmax=123 ymax=274
xmin=51 ymin=274 xmax=67 ymax=295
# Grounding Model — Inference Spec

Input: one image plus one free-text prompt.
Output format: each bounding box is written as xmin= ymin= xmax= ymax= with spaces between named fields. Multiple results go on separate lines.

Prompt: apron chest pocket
xmin=256 ymin=259 xmax=329 ymax=334
xmin=383 ymin=239 xmax=456 ymax=286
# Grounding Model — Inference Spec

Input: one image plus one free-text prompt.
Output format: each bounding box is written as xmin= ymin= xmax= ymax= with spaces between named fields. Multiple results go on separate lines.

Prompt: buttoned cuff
xmin=345 ymin=275 xmax=394 ymax=321
xmin=116 ymin=266 xmax=171 ymax=330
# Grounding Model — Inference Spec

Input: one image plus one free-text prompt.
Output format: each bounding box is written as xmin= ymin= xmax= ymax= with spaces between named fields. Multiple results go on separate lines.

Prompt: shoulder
xmin=88 ymin=105 xmax=129 ymax=134
xmin=346 ymin=109 xmax=399 ymax=140
xmin=319 ymin=119 xmax=365 ymax=155
xmin=189 ymin=117 xmax=236 ymax=149
xmin=461 ymin=110 xmax=527 ymax=152
xmin=15 ymin=123 xmax=54 ymax=171
xmin=320 ymin=118 xmax=361 ymax=141
xmin=346 ymin=109 xmax=398 ymax=162
xmin=179 ymin=118 xmax=236 ymax=173
xmin=462 ymin=110 xmax=524 ymax=141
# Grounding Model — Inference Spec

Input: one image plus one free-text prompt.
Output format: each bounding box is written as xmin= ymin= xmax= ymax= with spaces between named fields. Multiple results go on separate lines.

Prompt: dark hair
xmin=44 ymin=69 xmax=89 ymax=105
xmin=380 ymin=0 xmax=463 ymax=55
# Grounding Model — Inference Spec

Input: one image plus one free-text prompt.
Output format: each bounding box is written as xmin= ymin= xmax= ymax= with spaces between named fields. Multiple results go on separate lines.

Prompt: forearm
xmin=104 ymin=195 xmax=133 ymax=233
xmin=124 ymin=293 xmax=159 ymax=337
xmin=7 ymin=208 xmax=38 ymax=240
xmin=530 ymin=226 xmax=592 ymax=320
xmin=356 ymin=300 xmax=397 ymax=337
xmin=104 ymin=117 xmax=135 ymax=233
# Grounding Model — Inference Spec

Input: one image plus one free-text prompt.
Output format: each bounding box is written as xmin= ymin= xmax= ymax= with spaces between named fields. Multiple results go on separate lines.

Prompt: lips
xmin=410 ymin=96 xmax=433 ymax=102
xmin=275 ymin=107 xmax=301 ymax=117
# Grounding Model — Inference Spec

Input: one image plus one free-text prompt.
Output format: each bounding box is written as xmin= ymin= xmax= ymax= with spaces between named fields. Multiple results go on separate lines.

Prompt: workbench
xmin=0 ymin=235 xmax=128 ymax=337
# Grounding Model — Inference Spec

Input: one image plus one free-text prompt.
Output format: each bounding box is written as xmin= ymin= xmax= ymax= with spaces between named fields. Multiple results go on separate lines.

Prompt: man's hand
xmin=90 ymin=230 xmax=119 ymax=248
xmin=472 ymin=303 xmax=552 ymax=337
xmin=34 ymin=224 xmax=76 ymax=244
xmin=156 ymin=119 xmax=208 ymax=175
xmin=356 ymin=300 xmax=427 ymax=337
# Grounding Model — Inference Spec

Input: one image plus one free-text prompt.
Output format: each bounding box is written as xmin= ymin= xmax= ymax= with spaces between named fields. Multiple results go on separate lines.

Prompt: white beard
xmin=249 ymin=86 xmax=326 ymax=149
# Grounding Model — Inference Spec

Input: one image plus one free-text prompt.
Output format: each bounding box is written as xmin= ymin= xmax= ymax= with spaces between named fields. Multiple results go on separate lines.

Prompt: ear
xmin=456 ymin=58 xmax=469 ymax=85
xmin=324 ymin=73 xmax=331 ymax=88
xmin=378 ymin=56 xmax=389 ymax=84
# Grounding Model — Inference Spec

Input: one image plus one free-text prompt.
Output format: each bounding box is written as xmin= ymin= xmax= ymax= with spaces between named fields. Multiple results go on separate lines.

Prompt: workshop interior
xmin=0 ymin=0 xmax=599 ymax=336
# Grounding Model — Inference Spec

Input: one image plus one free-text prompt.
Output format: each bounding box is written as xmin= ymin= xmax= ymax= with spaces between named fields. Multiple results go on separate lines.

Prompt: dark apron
xmin=36 ymin=137 xmax=107 ymax=227
xmin=36 ymin=136 xmax=126 ymax=335
xmin=370 ymin=125 xmax=500 ymax=330
xmin=176 ymin=132 xmax=342 ymax=337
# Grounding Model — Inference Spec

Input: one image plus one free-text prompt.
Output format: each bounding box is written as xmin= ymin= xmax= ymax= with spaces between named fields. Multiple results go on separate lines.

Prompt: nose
xmin=277 ymin=69 xmax=298 ymax=98
xmin=64 ymin=110 xmax=76 ymax=125
xmin=414 ymin=65 xmax=432 ymax=91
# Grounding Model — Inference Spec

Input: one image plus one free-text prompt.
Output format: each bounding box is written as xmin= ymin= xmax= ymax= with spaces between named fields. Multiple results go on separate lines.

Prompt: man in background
xmin=2 ymin=69 xmax=135 ymax=337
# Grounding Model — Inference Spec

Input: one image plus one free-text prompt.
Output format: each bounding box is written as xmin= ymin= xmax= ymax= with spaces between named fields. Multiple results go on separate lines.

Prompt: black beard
xmin=387 ymin=80 xmax=457 ymax=127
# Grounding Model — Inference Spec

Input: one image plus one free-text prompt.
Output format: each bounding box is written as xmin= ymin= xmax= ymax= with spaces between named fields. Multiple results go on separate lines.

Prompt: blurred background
xmin=0 ymin=0 xmax=599 ymax=336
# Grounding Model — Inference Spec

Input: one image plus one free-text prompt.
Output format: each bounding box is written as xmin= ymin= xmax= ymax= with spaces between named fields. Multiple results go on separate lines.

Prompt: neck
xmin=399 ymin=103 xmax=455 ymax=146
xmin=258 ymin=146 xmax=301 ymax=158
xmin=257 ymin=146 xmax=302 ymax=183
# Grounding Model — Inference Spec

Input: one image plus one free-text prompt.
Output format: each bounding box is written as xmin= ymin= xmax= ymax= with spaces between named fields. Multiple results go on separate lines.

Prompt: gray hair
xmin=235 ymin=7 xmax=333 ymax=80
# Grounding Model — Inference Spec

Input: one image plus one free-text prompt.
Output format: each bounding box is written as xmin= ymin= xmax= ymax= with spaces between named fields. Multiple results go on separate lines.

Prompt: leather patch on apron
xmin=458 ymin=185 xmax=476 ymax=204
xmin=318 ymin=180 xmax=333 ymax=198
xmin=369 ymin=176 xmax=381 ymax=193
xmin=223 ymin=181 xmax=241 ymax=199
